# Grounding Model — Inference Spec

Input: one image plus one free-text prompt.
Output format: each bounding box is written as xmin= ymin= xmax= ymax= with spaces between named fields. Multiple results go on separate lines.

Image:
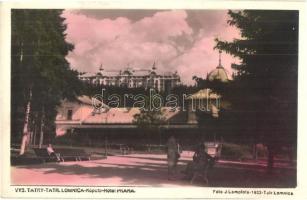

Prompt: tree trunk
xmin=33 ymin=125 xmax=36 ymax=146
xmin=253 ymin=143 xmax=258 ymax=160
xmin=267 ymin=144 xmax=275 ymax=173
xmin=39 ymin=106 xmax=45 ymax=148
xmin=19 ymin=88 xmax=32 ymax=155
xmin=104 ymin=136 xmax=108 ymax=157
xmin=29 ymin=130 xmax=33 ymax=146
xmin=288 ymin=145 xmax=295 ymax=166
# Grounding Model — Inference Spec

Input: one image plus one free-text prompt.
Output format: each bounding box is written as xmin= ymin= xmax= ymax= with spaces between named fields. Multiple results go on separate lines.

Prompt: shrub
xmin=221 ymin=143 xmax=252 ymax=160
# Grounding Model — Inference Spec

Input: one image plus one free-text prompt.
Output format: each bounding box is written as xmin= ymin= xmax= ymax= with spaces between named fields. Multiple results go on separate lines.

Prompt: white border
xmin=1 ymin=0 xmax=307 ymax=199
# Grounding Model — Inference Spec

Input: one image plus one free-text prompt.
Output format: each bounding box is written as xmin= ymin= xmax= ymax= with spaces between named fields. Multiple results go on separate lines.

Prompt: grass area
xmin=220 ymin=143 xmax=253 ymax=160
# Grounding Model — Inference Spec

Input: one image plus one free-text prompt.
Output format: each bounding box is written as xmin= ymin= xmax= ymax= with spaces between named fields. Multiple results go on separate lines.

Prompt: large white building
xmin=78 ymin=63 xmax=181 ymax=92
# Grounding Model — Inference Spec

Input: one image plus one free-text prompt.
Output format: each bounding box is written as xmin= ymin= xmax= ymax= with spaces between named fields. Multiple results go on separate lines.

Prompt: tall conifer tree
xmin=11 ymin=10 xmax=82 ymax=154
xmin=215 ymin=10 xmax=298 ymax=171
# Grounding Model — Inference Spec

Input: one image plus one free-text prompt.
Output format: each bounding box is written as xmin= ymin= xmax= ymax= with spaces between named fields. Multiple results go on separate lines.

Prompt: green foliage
xmin=221 ymin=143 xmax=252 ymax=160
xmin=133 ymin=109 xmax=166 ymax=130
xmin=11 ymin=9 xmax=83 ymax=144
xmin=193 ymin=76 xmax=230 ymax=95
xmin=133 ymin=109 xmax=166 ymax=144
xmin=215 ymin=10 xmax=298 ymax=147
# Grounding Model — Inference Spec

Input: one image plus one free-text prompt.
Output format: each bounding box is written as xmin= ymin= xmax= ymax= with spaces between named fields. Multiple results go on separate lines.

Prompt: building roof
xmin=103 ymin=71 xmax=121 ymax=77
xmin=82 ymin=107 xmax=140 ymax=124
xmin=76 ymin=95 xmax=109 ymax=109
xmin=79 ymin=67 xmax=179 ymax=79
xmin=81 ymin=107 xmax=186 ymax=124
xmin=79 ymin=72 xmax=97 ymax=78
xmin=207 ymin=51 xmax=229 ymax=82
xmin=132 ymin=70 xmax=151 ymax=76
xmin=77 ymin=95 xmax=94 ymax=105
xmin=207 ymin=66 xmax=229 ymax=82
xmin=187 ymin=89 xmax=221 ymax=99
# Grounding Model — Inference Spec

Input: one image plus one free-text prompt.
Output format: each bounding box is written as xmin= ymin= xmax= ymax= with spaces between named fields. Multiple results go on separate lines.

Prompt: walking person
xmin=167 ymin=135 xmax=180 ymax=180
xmin=183 ymin=143 xmax=215 ymax=184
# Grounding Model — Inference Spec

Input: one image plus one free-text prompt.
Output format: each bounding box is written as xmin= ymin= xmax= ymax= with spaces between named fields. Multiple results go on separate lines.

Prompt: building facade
xmin=78 ymin=63 xmax=181 ymax=92
xmin=55 ymin=91 xmax=221 ymax=135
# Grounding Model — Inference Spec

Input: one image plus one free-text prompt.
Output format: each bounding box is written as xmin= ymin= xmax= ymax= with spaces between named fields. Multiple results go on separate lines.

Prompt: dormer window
xmin=67 ymin=109 xmax=73 ymax=120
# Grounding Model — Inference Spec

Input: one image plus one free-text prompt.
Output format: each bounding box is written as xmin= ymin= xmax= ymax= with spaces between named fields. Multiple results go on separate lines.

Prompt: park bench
xmin=205 ymin=142 xmax=222 ymax=160
xmin=108 ymin=143 xmax=132 ymax=155
xmin=33 ymin=148 xmax=56 ymax=163
xmin=55 ymin=148 xmax=91 ymax=162
xmin=146 ymin=144 xmax=166 ymax=152
xmin=119 ymin=144 xmax=131 ymax=155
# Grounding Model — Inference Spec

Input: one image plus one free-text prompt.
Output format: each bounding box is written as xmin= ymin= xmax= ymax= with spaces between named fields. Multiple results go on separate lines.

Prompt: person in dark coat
xmin=167 ymin=136 xmax=180 ymax=180
xmin=184 ymin=143 xmax=215 ymax=181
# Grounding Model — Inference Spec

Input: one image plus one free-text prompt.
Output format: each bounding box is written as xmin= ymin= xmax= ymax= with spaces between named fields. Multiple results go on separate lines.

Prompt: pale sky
xmin=62 ymin=9 xmax=240 ymax=85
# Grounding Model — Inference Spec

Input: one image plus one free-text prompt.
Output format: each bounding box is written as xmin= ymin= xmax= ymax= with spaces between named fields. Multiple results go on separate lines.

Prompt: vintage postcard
xmin=0 ymin=0 xmax=306 ymax=199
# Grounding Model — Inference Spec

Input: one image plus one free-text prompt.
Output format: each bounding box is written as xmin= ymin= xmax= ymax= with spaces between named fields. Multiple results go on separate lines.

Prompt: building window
xmin=67 ymin=109 xmax=73 ymax=120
